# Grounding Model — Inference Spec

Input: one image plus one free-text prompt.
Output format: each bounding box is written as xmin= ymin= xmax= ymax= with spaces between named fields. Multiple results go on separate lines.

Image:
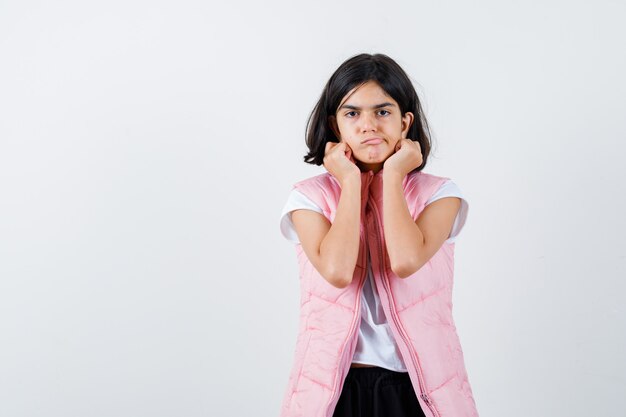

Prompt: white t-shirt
xmin=279 ymin=179 xmax=469 ymax=371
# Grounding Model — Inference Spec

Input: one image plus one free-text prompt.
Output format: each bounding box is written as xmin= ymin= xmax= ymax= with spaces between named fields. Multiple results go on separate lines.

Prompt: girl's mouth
xmin=362 ymin=138 xmax=383 ymax=145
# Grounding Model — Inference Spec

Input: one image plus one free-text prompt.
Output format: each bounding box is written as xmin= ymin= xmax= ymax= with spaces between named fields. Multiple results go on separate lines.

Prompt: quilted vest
xmin=279 ymin=167 xmax=479 ymax=417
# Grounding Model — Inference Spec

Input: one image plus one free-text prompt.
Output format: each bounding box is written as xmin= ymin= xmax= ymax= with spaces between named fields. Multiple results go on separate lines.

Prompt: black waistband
xmin=345 ymin=366 xmax=411 ymax=390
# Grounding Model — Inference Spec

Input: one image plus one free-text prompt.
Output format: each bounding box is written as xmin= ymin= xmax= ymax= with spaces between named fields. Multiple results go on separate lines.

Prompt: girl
xmin=279 ymin=54 xmax=479 ymax=417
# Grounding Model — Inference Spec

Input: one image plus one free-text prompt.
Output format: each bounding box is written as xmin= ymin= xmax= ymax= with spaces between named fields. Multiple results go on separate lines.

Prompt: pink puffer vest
xmin=279 ymin=167 xmax=479 ymax=417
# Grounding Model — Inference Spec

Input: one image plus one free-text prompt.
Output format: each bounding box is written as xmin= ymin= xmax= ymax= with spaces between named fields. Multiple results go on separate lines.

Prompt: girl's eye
xmin=346 ymin=111 xmax=358 ymax=117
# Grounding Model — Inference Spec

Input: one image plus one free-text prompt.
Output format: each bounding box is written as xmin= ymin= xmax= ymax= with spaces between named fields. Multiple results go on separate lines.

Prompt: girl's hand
xmin=383 ymin=138 xmax=423 ymax=179
xmin=323 ymin=141 xmax=361 ymax=185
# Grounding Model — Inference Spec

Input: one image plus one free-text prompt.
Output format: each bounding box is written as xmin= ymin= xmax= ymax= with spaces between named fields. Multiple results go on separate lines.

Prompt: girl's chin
xmin=355 ymin=157 xmax=384 ymax=164
xmin=354 ymin=152 xmax=390 ymax=164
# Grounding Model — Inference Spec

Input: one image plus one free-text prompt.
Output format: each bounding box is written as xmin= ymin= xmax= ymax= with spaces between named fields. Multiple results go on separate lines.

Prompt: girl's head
xmin=304 ymin=53 xmax=432 ymax=173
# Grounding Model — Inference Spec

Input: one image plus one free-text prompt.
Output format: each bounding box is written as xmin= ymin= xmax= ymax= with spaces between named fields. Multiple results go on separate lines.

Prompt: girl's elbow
xmin=332 ymin=277 xmax=352 ymax=289
xmin=324 ymin=266 xmax=353 ymax=289
xmin=391 ymin=258 xmax=422 ymax=279
xmin=328 ymin=272 xmax=353 ymax=289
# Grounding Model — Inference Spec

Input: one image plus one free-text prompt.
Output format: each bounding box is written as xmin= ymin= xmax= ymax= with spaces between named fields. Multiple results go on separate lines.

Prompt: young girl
xmin=279 ymin=54 xmax=479 ymax=417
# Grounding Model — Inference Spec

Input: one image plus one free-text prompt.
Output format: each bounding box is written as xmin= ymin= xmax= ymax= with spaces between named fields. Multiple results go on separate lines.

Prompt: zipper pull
xmin=420 ymin=393 xmax=431 ymax=406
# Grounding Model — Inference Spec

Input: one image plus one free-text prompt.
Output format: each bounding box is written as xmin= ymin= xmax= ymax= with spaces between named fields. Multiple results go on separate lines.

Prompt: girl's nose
xmin=360 ymin=112 xmax=378 ymax=132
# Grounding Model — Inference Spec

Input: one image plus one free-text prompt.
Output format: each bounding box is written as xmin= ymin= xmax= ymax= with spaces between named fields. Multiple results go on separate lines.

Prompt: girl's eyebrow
xmin=338 ymin=102 xmax=396 ymax=111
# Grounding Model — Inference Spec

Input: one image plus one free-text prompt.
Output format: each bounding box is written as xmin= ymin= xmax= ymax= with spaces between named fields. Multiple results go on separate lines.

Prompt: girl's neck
xmin=357 ymin=161 xmax=383 ymax=174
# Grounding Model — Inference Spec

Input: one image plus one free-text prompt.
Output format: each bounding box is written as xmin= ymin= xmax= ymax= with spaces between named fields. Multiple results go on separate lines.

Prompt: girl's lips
xmin=363 ymin=138 xmax=383 ymax=145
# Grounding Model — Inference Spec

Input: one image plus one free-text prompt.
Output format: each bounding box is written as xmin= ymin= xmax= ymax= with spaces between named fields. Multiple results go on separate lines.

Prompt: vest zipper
xmin=368 ymin=200 xmax=441 ymax=417
xmin=324 ymin=233 xmax=368 ymax=417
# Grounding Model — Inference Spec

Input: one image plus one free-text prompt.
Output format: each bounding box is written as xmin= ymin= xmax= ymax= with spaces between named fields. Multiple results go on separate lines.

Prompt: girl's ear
xmin=328 ymin=116 xmax=341 ymax=140
xmin=401 ymin=112 xmax=414 ymax=139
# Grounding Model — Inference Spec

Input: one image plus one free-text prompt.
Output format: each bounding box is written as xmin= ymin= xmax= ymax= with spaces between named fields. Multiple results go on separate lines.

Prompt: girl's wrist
xmin=382 ymin=169 xmax=404 ymax=183
xmin=339 ymin=173 xmax=361 ymax=189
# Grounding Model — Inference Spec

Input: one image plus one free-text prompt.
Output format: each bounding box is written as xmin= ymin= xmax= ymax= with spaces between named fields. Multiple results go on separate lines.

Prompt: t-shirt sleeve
xmin=279 ymin=189 xmax=325 ymax=244
xmin=424 ymin=180 xmax=469 ymax=243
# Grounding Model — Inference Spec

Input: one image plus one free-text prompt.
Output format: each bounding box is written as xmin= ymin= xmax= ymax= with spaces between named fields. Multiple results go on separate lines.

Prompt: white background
xmin=1 ymin=1 xmax=624 ymax=416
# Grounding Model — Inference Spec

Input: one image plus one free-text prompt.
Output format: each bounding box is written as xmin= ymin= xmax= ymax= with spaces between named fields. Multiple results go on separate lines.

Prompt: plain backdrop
xmin=1 ymin=1 xmax=624 ymax=416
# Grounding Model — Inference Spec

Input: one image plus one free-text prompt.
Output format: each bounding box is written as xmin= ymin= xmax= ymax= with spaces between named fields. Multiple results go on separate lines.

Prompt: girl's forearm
xmin=382 ymin=172 xmax=424 ymax=278
xmin=319 ymin=176 xmax=362 ymax=288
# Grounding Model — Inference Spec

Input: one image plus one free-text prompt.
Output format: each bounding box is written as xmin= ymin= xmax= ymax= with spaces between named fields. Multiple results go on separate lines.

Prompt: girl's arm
xmin=382 ymin=172 xmax=460 ymax=278
xmin=291 ymin=176 xmax=361 ymax=289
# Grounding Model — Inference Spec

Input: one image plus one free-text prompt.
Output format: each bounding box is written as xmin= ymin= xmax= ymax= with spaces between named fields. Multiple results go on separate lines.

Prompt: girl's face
xmin=329 ymin=80 xmax=414 ymax=173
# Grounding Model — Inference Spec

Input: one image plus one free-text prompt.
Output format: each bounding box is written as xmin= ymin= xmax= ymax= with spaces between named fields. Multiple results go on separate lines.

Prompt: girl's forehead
xmin=339 ymin=81 xmax=395 ymax=108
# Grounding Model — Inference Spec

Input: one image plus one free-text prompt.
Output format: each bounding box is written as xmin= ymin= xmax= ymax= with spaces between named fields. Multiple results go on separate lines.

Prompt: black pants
xmin=332 ymin=366 xmax=426 ymax=417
